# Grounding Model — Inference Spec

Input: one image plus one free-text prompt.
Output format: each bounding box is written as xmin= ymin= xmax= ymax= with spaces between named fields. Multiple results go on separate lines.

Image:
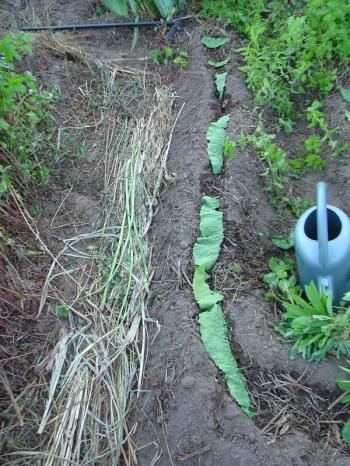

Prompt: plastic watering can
xmin=295 ymin=182 xmax=350 ymax=304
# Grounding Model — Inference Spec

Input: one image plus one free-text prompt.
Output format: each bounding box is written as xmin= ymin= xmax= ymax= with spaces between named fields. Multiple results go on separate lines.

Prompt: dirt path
xmin=134 ymin=27 xmax=350 ymax=466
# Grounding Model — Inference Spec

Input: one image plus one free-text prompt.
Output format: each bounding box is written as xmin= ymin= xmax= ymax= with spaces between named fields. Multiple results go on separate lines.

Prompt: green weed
xmin=150 ymin=47 xmax=189 ymax=68
xmin=0 ymin=33 xmax=58 ymax=196
xmin=201 ymin=0 xmax=350 ymax=126
xmin=276 ymin=282 xmax=350 ymax=363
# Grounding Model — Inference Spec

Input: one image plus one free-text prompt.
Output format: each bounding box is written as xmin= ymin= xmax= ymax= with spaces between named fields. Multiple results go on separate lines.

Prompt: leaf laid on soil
xmin=207 ymin=114 xmax=231 ymax=174
xmin=207 ymin=57 xmax=231 ymax=68
xmin=215 ymin=72 xmax=227 ymax=100
xmin=193 ymin=196 xmax=224 ymax=270
xmin=201 ymin=36 xmax=230 ymax=49
xmin=340 ymin=87 xmax=350 ymax=103
xmin=342 ymin=418 xmax=350 ymax=446
xmin=199 ymin=304 xmax=253 ymax=416
xmin=193 ymin=265 xmax=223 ymax=310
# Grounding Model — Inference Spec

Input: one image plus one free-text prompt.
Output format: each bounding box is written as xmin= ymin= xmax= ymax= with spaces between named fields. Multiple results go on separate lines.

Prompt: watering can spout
xmin=317 ymin=182 xmax=328 ymax=269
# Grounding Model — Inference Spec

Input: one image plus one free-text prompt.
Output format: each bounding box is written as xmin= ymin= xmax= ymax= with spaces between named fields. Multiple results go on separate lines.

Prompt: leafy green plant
xmin=271 ymin=229 xmax=294 ymax=250
xmin=201 ymin=0 xmax=350 ymax=126
xmin=150 ymin=47 xmax=174 ymax=64
xmin=201 ymin=36 xmax=230 ymax=49
xmin=264 ymin=255 xmax=299 ymax=301
xmin=55 ymin=305 xmax=69 ymax=318
xmin=215 ymin=72 xmax=227 ymax=100
xmin=100 ymin=0 xmax=184 ymax=19
xmin=150 ymin=48 xmax=188 ymax=68
xmin=173 ymin=51 xmax=189 ymax=68
xmin=224 ymin=138 xmax=236 ymax=158
xmin=276 ymin=282 xmax=350 ymax=363
xmin=0 ymin=33 xmax=58 ymax=196
xmin=206 ymin=114 xmax=231 ymax=174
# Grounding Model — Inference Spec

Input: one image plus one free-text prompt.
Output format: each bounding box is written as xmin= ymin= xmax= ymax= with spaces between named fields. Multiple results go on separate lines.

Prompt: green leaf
xmin=304 ymin=281 xmax=324 ymax=313
xmin=215 ymin=72 xmax=227 ymax=100
xmin=193 ymin=196 xmax=224 ymax=270
xmin=271 ymin=229 xmax=294 ymax=250
xmin=199 ymin=304 xmax=253 ymax=416
xmin=153 ymin=0 xmax=176 ymax=18
xmin=55 ymin=305 xmax=69 ymax=318
xmin=207 ymin=57 xmax=231 ymax=68
xmin=346 ymin=110 xmax=350 ymax=122
xmin=201 ymin=36 xmax=230 ymax=49
xmin=100 ymin=0 xmax=129 ymax=17
xmin=207 ymin=114 xmax=231 ymax=175
xmin=192 ymin=265 xmax=223 ymax=310
xmin=340 ymin=88 xmax=350 ymax=103
xmin=342 ymin=418 xmax=350 ymax=447
xmin=224 ymin=139 xmax=236 ymax=158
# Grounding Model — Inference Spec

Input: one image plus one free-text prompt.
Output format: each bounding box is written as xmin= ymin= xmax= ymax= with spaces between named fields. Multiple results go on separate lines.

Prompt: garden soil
xmin=1 ymin=1 xmax=350 ymax=465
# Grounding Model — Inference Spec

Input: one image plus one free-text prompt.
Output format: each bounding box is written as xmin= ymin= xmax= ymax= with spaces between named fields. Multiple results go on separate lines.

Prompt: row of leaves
xmin=191 ymin=36 xmax=253 ymax=416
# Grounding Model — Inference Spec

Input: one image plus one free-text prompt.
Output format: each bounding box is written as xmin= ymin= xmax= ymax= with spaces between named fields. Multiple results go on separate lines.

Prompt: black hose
xmin=19 ymin=18 xmax=179 ymax=32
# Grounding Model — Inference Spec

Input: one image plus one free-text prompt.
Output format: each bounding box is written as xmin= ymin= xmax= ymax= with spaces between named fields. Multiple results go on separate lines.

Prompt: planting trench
xmin=134 ymin=28 xmax=350 ymax=465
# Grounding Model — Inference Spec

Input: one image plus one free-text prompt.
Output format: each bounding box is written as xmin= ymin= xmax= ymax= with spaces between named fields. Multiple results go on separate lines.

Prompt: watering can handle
xmin=317 ymin=182 xmax=328 ymax=268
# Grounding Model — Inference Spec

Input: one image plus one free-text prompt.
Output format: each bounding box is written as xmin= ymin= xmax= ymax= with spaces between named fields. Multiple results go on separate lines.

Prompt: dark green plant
xmin=200 ymin=0 xmax=350 ymax=126
xmin=263 ymin=255 xmax=299 ymax=301
xmin=0 ymin=33 xmax=58 ymax=196
xmin=276 ymin=282 xmax=350 ymax=363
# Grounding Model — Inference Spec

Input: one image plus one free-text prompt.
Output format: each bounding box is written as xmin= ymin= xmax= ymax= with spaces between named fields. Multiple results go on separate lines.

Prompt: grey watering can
xmin=295 ymin=182 xmax=350 ymax=304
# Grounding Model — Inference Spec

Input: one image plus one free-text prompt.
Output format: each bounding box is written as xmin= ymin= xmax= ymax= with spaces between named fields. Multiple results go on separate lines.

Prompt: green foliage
xmin=100 ymin=0 xmax=184 ymax=19
xmin=215 ymin=72 xmax=227 ymax=100
xmin=150 ymin=47 xmax=174 ymax=64
xmin=173 ymin=51 xmax=189 ymax=68
xmin=55 ymin=305 xmax=69 ymax=318
xmin=276 ymin=282 xmax=350 ymax=363
xmin=193 ymin=196 xmax=224 ymax=270
xmin=207 ymin=57 xmax=231 ymax=68
xmin=238 ymin=125 xmax=321 ymax=214
xmin=206 ymin=114 xmax=231 ymax=174
xmin=223 ymin=138 xmax=236 ymax=158
xmin=199 ymin=304 xmax=253 ymax=416
xmin=0 ymin=33 xmax=58 ymax=196
xmin=201 ymin=36 xmax=230 ymax=49
xmin=264 ymin=255 xmax=299 ymax=301
xmin=150 ymin=47 xmax=188 ymax=68
xmin=201 ymin=0 xmax=350 ymax=126
xmin=271 ymin=229 xmax=294 ymax=250
xmin=335 ymin=360 xmax=350 ymax=447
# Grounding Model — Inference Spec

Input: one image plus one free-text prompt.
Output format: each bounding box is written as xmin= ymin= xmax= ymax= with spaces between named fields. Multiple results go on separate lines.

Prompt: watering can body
xmin=294 ymin=183 xmax=350 ymax=304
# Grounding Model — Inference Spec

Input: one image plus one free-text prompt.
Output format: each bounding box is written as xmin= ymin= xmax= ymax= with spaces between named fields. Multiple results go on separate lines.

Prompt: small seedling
xmin=55 ymin=305 xmax=69 ymax=319
xmin=271 ymin=229 xmax=294 ymax=250
xmin=224 ymin=138 xmax=237 ymax=158
xmin=173 ymin=51 xmax=189 ymax=69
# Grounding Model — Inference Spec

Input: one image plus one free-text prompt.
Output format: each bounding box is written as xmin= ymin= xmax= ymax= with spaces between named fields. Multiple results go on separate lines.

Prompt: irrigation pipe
xmin=19 ymin=16 xmax=190 ymax=32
